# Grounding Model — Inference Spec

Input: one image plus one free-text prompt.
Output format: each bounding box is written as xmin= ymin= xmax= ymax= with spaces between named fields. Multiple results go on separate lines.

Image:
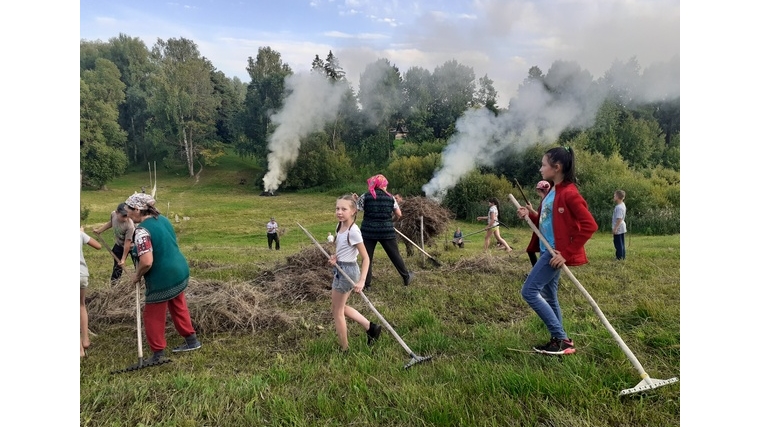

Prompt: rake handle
xmin=461 ymin=223 xmax=500 ymax=239
xmin=296 ymin=222 xmax=418 ymax=357
xmin=93 ymin=232 xmax=122 ymax=264
xmin=135 ymin=280 xmax=144 ymax=360
xmin=508 ymin=193 xmax=653 ymax=386
xmin=514 ymin=179 xmax=530 ymax=206
xmin=393 ymin=228 xmax=441 ymax=266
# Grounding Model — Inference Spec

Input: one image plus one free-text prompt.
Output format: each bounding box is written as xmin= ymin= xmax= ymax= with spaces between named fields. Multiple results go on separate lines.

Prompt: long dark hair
xmin=545 ymin=146 xmax=577 ymax=184
xmin=488 ymin=197 xmax=501 ymax=221
xmin=335 ymin=194 xmax=358 ymax=245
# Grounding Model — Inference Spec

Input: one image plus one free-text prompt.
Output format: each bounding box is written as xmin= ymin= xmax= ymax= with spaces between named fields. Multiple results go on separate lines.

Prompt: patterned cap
xmin=125 ymin=193 xmax=155 ymax=211
xmin=536 ymin=181 xmax=551 ymax=191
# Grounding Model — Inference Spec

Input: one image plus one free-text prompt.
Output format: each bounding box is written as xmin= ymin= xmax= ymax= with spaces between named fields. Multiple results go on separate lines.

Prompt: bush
xmin=392 ymin=140 xmax=446 ymax=158
xmin=575 ymin=149 xmax=679 ymax=234
xmin=282 ymin=134 xmax=354 ymax=190
xmin=589 ymin=206 xmax=679 ymax=235
xmin=385 ymin=153 xmax=441 ymax=196
xmin=442 ymin=171 xmax=517 ymax=223
xmin=80 ymin=205 xmax=91 ymax=223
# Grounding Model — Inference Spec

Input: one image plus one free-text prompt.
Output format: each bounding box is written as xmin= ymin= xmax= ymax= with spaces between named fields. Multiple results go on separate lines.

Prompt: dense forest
xmin=81 ymin=34 xmax=679 ymax=233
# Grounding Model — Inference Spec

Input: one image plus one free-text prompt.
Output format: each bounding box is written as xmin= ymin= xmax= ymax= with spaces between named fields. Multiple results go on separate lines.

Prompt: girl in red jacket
xmin=517 ymin=146 xmax=598 ymax=355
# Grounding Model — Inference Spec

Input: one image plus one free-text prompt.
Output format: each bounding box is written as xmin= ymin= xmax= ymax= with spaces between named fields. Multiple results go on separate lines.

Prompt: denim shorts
xmin=332 ymin=262 xmax=359 ymax=294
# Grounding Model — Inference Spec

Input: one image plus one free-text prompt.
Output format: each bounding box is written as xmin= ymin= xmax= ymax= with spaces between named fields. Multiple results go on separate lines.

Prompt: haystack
xmin=249 ymin=244 xmax=333 ymax=303
xmin=86 ymin=244 xmax=337 ymax=334
xmin=87 ymin=277 xmax=292 ymax=334
xmin=394 ymin=196 xmax=454 ymax=256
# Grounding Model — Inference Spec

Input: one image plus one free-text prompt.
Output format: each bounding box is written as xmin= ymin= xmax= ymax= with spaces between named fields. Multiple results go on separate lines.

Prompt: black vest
xmin=360 ymin=191 xmax=396 ymax=240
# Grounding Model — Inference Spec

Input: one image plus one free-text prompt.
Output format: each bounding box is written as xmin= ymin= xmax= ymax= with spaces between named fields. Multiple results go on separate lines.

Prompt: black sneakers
xmin=367 ymin=322 xmax=382 ymax=345
xmin=147 ymin=350 xmax=169 ymax=364
xmin=172 ymin=334 xmax=202 ymax=353
xmin=533 ymin=338 xmax=576 ymax=355
xmin=403 ymin=272 xmax=415 ymax=286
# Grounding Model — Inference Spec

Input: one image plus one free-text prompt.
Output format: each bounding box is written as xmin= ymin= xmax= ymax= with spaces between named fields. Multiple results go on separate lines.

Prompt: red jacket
xmin=525 ymin=181 xmax=598 ymax=266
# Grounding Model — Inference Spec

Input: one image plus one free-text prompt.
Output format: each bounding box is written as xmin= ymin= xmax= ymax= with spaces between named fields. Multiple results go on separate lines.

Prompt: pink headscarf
xmin=367 ymin=174 xmax=389 ymax=199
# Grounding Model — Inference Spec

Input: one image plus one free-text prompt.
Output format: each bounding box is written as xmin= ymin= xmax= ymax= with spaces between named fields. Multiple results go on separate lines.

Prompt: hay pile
xmin=87 ymin=276 xmax=292 ymax=334
xmin=442 ymin=252 xmax=526 ymax=275
xmin=394 ymin=196 xmax=454 ymax=255
xmin=249 ymin=244 xmax=333 ymax=303
xmin=87 ymin=244 xmax=337 ymax=334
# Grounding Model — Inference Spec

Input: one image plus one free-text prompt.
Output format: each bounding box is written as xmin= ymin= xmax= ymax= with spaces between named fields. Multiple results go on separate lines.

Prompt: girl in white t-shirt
xmin=477 ymin=198 xmax=512 ymax=252
xmin=328 ymin=194 xmax=382 ymax=351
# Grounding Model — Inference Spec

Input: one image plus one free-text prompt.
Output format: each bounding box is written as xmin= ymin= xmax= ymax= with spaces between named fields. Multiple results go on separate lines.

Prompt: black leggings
xmin=363 ymin=237 xmax=411 ymax=287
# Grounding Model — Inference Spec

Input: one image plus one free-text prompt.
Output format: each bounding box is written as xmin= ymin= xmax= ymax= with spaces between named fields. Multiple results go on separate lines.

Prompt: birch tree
xmin=147 ymin=37 xmax=220 ymax=177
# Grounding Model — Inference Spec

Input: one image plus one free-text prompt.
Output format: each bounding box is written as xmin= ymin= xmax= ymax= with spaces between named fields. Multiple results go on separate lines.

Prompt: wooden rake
xmin=297 ymin=222 xmax=433 ymax=369
xmin=393 ymin=228 xmax=442 ymax=267
xmin=460 ymin=223 xmax=500 ymax=239
xmin=508 ymin=194 xmax=678 ymax=396
xmin=95 ymin=234 xmax=171 ymax=374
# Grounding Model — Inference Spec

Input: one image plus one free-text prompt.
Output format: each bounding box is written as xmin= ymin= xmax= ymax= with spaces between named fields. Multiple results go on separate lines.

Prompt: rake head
xmin=404 ymin=354 xmax=433 ymax=370
xmin=619 ymin=377 xmax=679 ymax=396
xmin=111 ymin=357 xmax=171 ymax=374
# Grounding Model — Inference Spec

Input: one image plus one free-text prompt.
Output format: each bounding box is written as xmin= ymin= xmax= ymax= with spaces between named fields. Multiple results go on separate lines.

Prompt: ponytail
xmin=545 ymin=145 xmax=577 ymax=184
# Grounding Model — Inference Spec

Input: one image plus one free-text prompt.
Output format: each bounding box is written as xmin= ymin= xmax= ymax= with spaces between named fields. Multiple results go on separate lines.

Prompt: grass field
xmin=79 ymin=155 xmax=680 ymax=426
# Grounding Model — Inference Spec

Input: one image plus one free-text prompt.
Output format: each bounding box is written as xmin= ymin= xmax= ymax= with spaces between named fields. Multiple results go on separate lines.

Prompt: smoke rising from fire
xmin=422 ymin=56 xmax=680 ymax=200
xmin=262 ymin=72 xmax=345 ymax=192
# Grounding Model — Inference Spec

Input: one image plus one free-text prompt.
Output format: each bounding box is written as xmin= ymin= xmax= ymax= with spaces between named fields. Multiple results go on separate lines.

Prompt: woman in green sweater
xmin=125 ymin=193 xmax=201 ymax=363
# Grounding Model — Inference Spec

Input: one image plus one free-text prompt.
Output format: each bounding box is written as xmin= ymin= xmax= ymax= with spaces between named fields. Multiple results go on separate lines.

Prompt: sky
xmin=79 ymin=0 xmax=680 ymax=106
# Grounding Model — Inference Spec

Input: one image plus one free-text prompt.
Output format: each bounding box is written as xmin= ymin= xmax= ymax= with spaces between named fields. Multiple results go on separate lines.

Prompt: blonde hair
xmin=335 ymin=194 xmax=358 ymax=245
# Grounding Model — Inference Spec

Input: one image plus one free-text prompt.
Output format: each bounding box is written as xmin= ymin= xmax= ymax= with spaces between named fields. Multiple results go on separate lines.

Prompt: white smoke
xmin=422 ymin=56 xmax=680 ymax=200
xmin=262 ymin=72 xmax=345 ymax=192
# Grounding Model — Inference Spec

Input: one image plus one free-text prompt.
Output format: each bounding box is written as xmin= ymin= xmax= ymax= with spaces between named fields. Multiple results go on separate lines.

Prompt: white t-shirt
xmin=335 ymin=224 xmax=363 ymax=262
xmin=267 ymin=221 xmax=278 ymax=234
xmin=80 ymin=231 xmax=90 ymax=277
xmin=489 ymin=205 xmax=499 ymax=225
xmin=613 ymin=202 xmax=627 ymax=234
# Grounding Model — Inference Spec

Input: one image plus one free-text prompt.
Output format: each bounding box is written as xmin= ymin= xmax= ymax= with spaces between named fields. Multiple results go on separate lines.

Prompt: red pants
xmin=143 ymin=291 xmax=195 ymax=352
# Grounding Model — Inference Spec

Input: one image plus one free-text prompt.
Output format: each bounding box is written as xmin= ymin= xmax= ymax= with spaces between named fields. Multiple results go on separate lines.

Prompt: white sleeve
xmin=349 ymin=225 xmax=363 ymax=245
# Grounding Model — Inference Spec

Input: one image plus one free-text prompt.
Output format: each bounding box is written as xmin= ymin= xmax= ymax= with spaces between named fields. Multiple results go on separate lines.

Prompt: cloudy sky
xmin=80 ymin=0 xmax=680 ymax=106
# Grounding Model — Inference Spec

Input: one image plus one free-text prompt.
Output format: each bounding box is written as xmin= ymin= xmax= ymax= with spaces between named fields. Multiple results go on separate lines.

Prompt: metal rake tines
xmin=618 ymin=377 xmax=679 ymax=397
xmin=404 ymin=354 xmax=433 ymax=370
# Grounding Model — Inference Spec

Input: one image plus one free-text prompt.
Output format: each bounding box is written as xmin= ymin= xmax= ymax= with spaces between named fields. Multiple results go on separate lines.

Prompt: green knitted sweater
xmin=138 ymin=216 xmax=190 ymax=303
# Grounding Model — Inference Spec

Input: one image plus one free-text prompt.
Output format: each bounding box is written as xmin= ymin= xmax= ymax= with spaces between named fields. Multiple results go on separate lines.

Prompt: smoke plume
xmin=422 ymin=56 xmax=680 ymax=201
xmin=262 ymin=72 xmax=345 ymax=192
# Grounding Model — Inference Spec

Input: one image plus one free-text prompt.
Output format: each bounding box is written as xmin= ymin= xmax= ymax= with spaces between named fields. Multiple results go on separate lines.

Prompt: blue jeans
xmin=613 ymin=233 xmax=625 ymax=260
xmin=521 ymin=251 xmax=567 ymax=340
xmin=332 ymin=262 xmax=359 ymax=294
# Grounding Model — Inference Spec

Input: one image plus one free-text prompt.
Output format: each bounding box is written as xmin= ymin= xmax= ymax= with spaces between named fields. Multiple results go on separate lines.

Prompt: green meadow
xmin=80 ymin=155 xmax=679 ymax=426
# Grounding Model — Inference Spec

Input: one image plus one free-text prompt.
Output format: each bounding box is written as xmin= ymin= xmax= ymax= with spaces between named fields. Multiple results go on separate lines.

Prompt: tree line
xmin=81 ymin=34 xmax=679 ymax=233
